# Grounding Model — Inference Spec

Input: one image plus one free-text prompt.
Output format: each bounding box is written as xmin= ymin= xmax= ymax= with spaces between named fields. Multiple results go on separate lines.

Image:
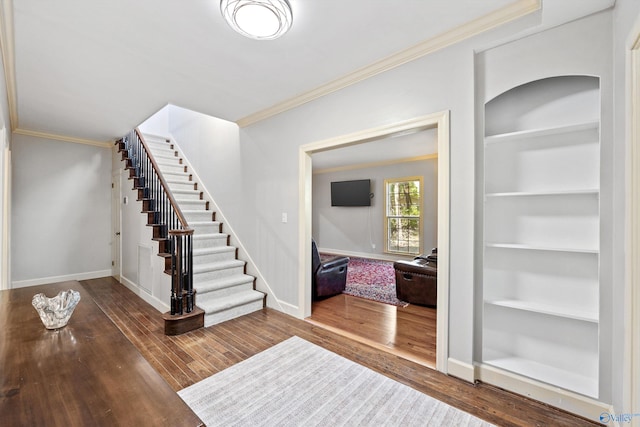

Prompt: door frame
xmin=1 ymin=128 xmax=9 ymax=290
xmin=111 ymin=170 xmax=122 ymax=281
xmin=627 ymin=20 xmax=640 ymax=420
xmin=298 ymin=110 xmax=450 ymax=373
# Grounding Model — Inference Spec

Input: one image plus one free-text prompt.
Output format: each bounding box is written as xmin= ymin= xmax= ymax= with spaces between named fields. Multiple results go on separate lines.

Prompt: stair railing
xmin=118 ymin=129 xmax=195 ymax=316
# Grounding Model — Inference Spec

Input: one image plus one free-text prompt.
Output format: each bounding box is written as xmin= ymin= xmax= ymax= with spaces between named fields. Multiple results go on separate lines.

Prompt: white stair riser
xmin=173 ymin=191 xmax=201 ymax=201
xmin=168 ymin=181 xmax=196 ymax=191
xmin=203 ymin=299 xmax=264 ymax=327
xmin=196 ymin=282 xmax=255 ymax=304
xmin=156 ymin=159 xmax=182 ymax=169
xmin=153 ymin=152 xmax=178 ymax=161
xmin=144 ymin=139 xmax=171 ymax=146
xmin=148 ymin=148 xmax=176 ymax=158
xmin=194 ymin=265 xmax=244 ymax=282
xmin=158 ymin=164 xmax=186 ymax=174
xmin=164 ymin=172 xmax=191 ymax=182
xmin=190 ymin=223 xmax=221 ymax=234
xmin=179 ymin=200 xmax=208 ymax=210
xmin=152 ymin=154 xmax=179 ymax=162
xmin=147 ymin=147 xmax=173 ymax=155
xmin=184 ymin=211 xmax=213 ymax=222
xmin=193 ymin=250 xmax=236 ymax=264
xmin=194 ymin=236 xmax=228 ymax=249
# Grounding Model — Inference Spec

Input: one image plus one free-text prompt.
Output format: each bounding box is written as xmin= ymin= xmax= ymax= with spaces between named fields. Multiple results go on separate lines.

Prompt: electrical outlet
xmin=372 ymin=243 xmax=376 ymax=249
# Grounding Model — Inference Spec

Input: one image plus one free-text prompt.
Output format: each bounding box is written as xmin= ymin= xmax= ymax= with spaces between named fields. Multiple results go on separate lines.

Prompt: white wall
xmin=312 ymin=158 xmax=437 ymax=259
xmin=138 ymin=104 xmax=170 ymax=136
xmin=11 ymin=134 xmax=112 ymax=287
xmin=118 ymin=161 xmax=170 ymax=311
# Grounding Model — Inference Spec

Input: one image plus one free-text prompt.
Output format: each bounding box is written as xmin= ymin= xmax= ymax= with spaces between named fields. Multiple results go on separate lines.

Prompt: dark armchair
xmin=312 ymin=239 xmax=349 ymax=300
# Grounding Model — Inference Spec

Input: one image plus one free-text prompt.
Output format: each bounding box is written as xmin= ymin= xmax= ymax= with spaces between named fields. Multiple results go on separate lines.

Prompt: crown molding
xmin=13 ymin=128 xmax=113 ymax=148
xmin=237 ymin=0 xmax=541 ymax=128
xmin=0 ymin=0 xmax=18 ymax=131
xmin=313 ymin=153 xmax=438 ymax=175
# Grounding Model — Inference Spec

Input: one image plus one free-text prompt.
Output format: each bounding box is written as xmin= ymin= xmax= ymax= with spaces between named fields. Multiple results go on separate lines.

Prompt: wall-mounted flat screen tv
xmin=331 ymin=179 xmax=371 ymax=207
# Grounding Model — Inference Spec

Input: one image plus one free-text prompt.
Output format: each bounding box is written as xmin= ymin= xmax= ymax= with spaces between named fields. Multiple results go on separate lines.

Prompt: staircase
xmin=121 ymin=131 xmax=265 ymax=328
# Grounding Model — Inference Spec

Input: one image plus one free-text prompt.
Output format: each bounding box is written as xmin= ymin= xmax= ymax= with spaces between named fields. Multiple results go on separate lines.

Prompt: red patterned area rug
xmin=322 ymin=255 xmax=408 ymax=307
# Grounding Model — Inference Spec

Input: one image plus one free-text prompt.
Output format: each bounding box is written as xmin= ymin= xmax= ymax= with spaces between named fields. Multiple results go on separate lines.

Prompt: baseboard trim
xmin=269 ymin=298 xmax=299 ymax=317
xmin=447 ymin=358 xmax=476 ymax=383
xmin=120 ymin=275 xmax=169 ymax=313
xmin=476 ymin=363 xmax=613 ymax=422
xmin=12 ymin=270 xmax=113 ymax=289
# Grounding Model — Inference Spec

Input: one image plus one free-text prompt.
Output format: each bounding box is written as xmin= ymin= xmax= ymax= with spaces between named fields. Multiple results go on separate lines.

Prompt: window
xmin=384 ymin=176 xmax=423 ymax=255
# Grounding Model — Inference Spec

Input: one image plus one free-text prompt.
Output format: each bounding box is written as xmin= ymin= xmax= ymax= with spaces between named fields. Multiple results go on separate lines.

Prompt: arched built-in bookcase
xmin=480 ymin=76 xmax=602 ymax=399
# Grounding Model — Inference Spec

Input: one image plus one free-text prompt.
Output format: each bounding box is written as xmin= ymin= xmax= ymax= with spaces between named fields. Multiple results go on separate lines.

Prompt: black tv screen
xmin=331 ymin=179 xmax=371 ymax=207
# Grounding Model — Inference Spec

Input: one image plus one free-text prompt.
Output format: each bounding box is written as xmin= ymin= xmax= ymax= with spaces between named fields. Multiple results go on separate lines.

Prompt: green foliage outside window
xmin=385 ymin=178 xmax=422 ymax=254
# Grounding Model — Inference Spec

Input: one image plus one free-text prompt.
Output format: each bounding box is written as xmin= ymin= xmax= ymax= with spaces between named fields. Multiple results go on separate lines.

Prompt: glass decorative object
xmin=32 ymin=289 xmax=81 ymax=329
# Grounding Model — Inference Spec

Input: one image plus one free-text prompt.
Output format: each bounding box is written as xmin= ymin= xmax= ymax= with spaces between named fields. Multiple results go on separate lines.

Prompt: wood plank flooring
xmin=80 ymin=277 xmax=598 ymax=426
xmin=309 ymin=294 xmax=436 ymax=368
xmin=0 ymin=281 xmax=202 ymax=426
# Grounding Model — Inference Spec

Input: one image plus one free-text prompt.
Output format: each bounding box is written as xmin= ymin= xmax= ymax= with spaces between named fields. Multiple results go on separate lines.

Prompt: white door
xmin=111 ymin=171 xmax=121 ymax=280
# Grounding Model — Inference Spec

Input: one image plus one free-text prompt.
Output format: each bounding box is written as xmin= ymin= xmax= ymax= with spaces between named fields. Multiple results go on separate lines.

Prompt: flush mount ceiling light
xmin=220 ymin=0 xmax=293 ymax=40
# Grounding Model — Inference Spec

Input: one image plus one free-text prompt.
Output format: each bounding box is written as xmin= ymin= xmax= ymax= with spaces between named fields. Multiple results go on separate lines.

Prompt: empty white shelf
xmin=485 ymin=189 xmax=599 ymax=198
xmin=485 ymin=120 xmax=599 ymax=144
xmin=485 ymin=243 xmax=599 ymax=254
xmin=485 ymin=299 xmax=598 ymax=323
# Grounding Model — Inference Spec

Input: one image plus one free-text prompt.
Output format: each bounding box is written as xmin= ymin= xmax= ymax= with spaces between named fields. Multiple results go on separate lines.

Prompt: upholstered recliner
xmin=393 ymin=248 xmax=437 ymax=307
xmin=312 ymin=239 xmax=349 ymax=300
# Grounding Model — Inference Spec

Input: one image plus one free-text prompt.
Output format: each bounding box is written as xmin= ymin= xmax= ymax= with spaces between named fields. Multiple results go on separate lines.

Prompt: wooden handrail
xmin=134 ymin=128 xmax=192 ymax=232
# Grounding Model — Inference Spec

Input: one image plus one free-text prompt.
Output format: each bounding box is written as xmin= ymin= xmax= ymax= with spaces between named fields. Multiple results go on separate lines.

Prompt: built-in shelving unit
xmin=481 ymin=76 xmax=601 ymax=399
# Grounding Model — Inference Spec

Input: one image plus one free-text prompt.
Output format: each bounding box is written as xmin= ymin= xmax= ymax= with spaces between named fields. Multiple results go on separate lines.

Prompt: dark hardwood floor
xmin=309 ymin=294 xmax=436 ymax=368
xmin=80 ymin=277 xmax=598 ymax=426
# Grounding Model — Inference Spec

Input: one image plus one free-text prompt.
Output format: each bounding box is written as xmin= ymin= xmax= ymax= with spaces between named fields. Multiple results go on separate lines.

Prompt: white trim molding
xmin=626 ymin=19 xmax=640 ymax=425
xmin=477 ymin=363 xmax=615 ymax=422
xmin=0 ymin=0 xmax=18 ymax=131
xmin=237 ymin=0 xmax=540 ymax=127
xmin=448 ymin=358 xmax=476 ymax=383
xmin=1 ymin=129 xmax=9 ymax=291
xmin=13 ymin=128 xmax=113 ymax=149
xmin=298 ymin=110 xmax=451 ymax=374
xmin=120 ymin=274 xmax=169 ymax=314
xmin=11 ymin=270 xmax=113 ymax=289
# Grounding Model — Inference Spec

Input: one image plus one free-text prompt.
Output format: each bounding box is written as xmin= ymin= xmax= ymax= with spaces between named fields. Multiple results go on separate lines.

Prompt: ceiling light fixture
xmin=220 ymin=0 xmax=293 ymax=40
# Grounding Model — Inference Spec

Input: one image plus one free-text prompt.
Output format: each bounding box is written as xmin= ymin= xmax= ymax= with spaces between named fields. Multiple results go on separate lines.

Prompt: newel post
xmin=169 ymin=228 xmax=194 ymax=315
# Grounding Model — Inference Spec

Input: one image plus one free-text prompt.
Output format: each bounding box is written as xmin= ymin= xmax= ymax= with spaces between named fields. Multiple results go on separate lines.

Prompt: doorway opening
xmin=298 ymin=111 xmax=450 ymax=373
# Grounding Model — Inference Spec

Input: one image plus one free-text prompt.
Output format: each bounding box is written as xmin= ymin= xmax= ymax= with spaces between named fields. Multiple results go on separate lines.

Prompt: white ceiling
xmin=312 ymin=128 xmax=438 ymax=171
xmin=6 ymin=0 xmax=614 ymax=144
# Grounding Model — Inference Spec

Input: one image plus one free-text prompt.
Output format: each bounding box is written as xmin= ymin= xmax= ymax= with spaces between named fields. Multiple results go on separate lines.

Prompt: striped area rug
xmin=178 ymin=336 xmax=493 ymax=427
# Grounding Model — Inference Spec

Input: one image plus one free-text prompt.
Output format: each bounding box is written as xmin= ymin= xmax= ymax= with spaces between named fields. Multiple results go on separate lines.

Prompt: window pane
xmin=385 ymin=178 xmax=422 ymax=255
xmin=387 ymin=217 xmax=420 ymax=254
xmin=387 ymin=180 xmax=421 ymax=216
